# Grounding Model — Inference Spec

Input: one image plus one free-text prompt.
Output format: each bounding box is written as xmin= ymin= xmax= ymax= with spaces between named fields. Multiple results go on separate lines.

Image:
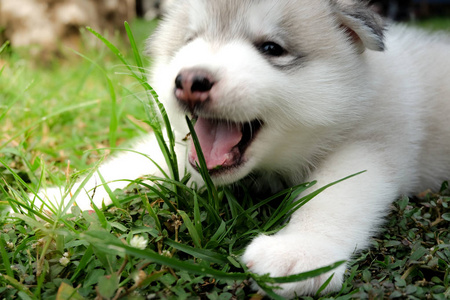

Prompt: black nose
xmin=175 ymin=73 xmax=213 ymax=92
xmin=174 ymin=69 xmax=215 ymax=110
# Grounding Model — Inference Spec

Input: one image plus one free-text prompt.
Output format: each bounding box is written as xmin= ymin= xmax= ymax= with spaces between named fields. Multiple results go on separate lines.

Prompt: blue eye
xmin=258 ymin=42 xmax=286 ymax=56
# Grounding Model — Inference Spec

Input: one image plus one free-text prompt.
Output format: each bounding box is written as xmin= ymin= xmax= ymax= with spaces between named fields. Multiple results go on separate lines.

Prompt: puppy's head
xmin=147 ymin=0 xmax=385 ymax=185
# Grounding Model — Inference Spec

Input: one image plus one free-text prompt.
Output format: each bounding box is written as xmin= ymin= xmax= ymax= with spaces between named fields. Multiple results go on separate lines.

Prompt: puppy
xmin=34 ymin=0 xmax=450 ymax=297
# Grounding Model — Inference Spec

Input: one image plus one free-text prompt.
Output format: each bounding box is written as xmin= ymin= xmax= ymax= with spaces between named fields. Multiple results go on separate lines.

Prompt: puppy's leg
xmin=242 ymin=143 xmax=401 ymax=297
xmin=31 ymin=131 xmax=186 ymax=211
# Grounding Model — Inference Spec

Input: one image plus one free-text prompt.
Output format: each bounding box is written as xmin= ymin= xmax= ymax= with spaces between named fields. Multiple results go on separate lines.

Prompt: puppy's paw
xmin=242 ymin=233 xmax=347 ymax=298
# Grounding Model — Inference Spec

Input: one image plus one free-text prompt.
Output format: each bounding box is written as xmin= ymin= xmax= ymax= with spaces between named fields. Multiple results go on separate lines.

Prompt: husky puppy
xmin=35 ymin=0 xmax=450 ymax=297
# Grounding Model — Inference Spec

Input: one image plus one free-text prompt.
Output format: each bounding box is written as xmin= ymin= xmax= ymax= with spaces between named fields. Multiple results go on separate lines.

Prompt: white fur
xmin=33 ymin=0 xmax=450 ymax=297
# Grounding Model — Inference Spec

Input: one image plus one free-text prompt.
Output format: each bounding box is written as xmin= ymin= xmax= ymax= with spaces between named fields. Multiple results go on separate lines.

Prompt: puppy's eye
xmin=258 ymin=42 xmax=286 ymax=57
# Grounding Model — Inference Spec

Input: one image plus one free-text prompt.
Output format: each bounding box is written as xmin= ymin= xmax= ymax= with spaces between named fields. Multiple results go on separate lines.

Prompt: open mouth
xmin=188 ymin=116 xmax=263 ymax=174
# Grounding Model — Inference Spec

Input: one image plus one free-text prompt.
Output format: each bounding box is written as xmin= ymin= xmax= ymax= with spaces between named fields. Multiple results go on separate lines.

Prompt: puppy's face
xmin=148 ymin=0 xmax=384 ymax=184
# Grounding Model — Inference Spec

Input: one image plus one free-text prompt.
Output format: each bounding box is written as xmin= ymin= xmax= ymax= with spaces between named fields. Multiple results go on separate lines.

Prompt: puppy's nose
xmin=174 ymin=69 xmax=214 ymax=110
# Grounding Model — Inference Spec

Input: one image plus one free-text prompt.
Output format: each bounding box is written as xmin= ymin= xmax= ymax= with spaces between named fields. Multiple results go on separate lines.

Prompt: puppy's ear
xmin=333 ymin=1 xmax=385 ymax=53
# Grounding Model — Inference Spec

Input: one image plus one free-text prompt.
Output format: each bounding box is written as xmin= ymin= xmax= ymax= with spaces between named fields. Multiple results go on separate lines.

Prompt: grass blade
xmin=70 ymin=49 xmax=118 ymax=148
xmin=263 ymin=172 xmax=365 ymax=231
xmin=137 ymin=181 xmax=178 ymax=213
xmin=165 ymin=239 xmax=228 ymax=264
xmin=193 ymin=192 xmax=204 ymax=242
xmin=90 ymin=198 xmax=107 ymax=229
xmin=260 ymin=260 xmax=346 ymax=284
xmin=59 ymin=158 xmax=106 ymax=215
xmin=178 ymin=210 xmax=202 ymax=248
xmin=1 ymin=275 xmax=34 ymax=298
xmin=316 ymin=273 xmax=334 ymax=296
xmin=124 ymin=21 xmax=146 ymax=80
xmin=209 ymin=220 xmax=227 ymax=243
xmin=0 ymin=40 xmax=9 ymax=54
xmin=86 ymin=27 xmax=135 ymax=77
xmin=70 ymin=245 xmax=94 ymax=282
xmin=96 ymin=171 xmax=121 ymax=208
xmin=0 ymin=236 xmax=13 ymax=277
xmin=82 ymin=231 xmax=248 ymax=280
xmin=185 ymin=116 xmax=219 ymax=210
xmin=141 ymin=194 xmax=162 ymax=232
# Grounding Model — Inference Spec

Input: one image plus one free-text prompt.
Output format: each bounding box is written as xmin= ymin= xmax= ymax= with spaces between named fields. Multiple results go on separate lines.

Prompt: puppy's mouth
xmin=188 ymin=116 xmax=263 ymax=174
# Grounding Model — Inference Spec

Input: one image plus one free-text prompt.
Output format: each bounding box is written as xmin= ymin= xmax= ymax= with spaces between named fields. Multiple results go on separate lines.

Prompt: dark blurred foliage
xmin=371 ymin=0 xmax=450 ymax=21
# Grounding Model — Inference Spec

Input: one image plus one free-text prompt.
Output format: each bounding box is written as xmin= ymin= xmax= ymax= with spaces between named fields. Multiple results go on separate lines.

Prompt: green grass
xmin=412 ymin=17 xmax=450 ymax=32
xmin=1 ymin=19 xmax=449 ymax=299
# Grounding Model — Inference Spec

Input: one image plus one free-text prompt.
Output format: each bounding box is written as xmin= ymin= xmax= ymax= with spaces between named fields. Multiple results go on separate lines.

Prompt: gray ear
xmin=334 ymin=1 xmax=385 ymax=53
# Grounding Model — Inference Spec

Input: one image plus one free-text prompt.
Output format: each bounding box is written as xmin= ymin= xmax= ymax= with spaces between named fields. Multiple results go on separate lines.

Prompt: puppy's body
xmin=35 ymin=0 xmax=450 ymax=297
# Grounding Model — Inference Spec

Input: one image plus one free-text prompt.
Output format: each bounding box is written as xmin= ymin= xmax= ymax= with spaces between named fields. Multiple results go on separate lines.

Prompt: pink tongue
xmin=189 ymin=117 xmax=242 ymax=170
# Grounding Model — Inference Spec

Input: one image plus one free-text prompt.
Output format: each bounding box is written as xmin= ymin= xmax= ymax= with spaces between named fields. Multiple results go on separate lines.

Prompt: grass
xmin=1 ymin=19 xmax=449 ymax=299
xmin=412 ymin=17 xmax=450 ymax=31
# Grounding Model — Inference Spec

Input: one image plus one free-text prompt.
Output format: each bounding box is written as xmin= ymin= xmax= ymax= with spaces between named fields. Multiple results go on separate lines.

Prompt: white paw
xmin=242 ymin=233 xmax=347 ymax=298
